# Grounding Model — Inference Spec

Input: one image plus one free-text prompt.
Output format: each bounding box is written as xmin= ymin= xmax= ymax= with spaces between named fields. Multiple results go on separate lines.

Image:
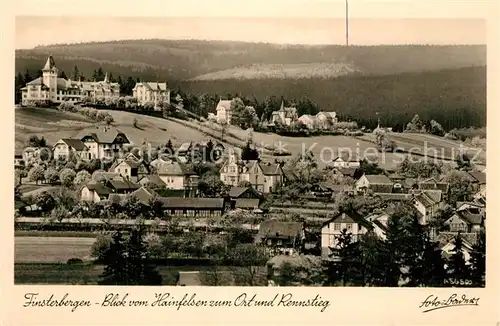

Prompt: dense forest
xmin=16 ymin=40 xmax=485 ymax=81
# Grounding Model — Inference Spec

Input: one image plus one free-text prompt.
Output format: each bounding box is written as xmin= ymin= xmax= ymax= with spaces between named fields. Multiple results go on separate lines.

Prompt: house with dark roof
xmin=14 ymin=153 xmax=25 ymax=168
xmin=255 ymin=219 xmax=305 ymax=255
xmin=79 ymin=127 xmax=131 ymax=161
xmin=467 ymin=171 xmax=486 ymax=192
xmin=109 ymin=157 xmax=149 ymax=182
xmin=91 ymin=170 xmax=123 ymax=182
xmin=412 ymin=190 xmax=444 ymax=224
xmin=228 ymin=186 xmax=264 ymax=210
xmin=80 ymin=177 xmax=140 ymax=203
xmin=333 ymin=167 xmax=361 ymax=179
xmin=132 ymin=81 xmax=170 ymax=110
xmin=156 ymin=160 xmax=199 ymax=193
xmin=444 ymin=211 xmax=484 ymax=233
xmin=219 ymin=154 xmax=284 ymax=193
xmin=355 ymin=174 xmax=394 ymax=194
xmin=320 ymin=210 xmax=371 ymax=258
xmin=21 ymin=55 xmax=119 ymax=105
xmin=53 ymin=138 xmax=90 ymax=161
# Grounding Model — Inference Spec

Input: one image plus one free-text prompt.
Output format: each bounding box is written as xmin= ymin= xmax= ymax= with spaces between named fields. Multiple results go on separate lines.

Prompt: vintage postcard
xmin=1 ymin=0 xmax=499 ymax=325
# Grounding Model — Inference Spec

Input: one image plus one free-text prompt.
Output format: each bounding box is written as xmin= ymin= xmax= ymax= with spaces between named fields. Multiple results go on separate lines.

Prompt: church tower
xmin=42 ymin=55 xmax=58 ymax=102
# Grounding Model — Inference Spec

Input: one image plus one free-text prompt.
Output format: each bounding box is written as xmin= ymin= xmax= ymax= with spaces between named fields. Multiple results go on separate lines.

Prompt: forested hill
xmin=15 ymin=40 xmax=486 ymax=81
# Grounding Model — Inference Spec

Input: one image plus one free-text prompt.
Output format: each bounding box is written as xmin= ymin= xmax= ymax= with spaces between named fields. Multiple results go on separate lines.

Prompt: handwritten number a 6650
xmin=444 ymin=278 xmax=472 ymax=286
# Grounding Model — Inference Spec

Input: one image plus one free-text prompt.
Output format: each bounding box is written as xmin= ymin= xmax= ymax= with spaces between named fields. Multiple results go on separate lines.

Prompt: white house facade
xmin=132 ymin=82 xmax=170 ymax=109
xmin=21 ymin=56 xmax=120 ymax=106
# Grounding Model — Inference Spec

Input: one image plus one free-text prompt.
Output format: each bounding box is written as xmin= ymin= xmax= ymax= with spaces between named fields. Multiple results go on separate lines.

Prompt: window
xmin=334 ymin=223 xmax=340 ymax=231
xmin=346 ymin=224 xmax=352 ymax=231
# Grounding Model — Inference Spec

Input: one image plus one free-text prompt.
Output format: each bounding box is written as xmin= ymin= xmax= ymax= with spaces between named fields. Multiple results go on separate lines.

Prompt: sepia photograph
xmin=13 ymin=12 xmax=487 ymax=289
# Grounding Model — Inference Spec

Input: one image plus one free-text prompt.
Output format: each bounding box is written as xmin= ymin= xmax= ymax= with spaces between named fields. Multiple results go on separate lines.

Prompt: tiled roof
xmin=258 ymin=162 xmax=283 ymax=176
xmin=139 ymin=175 xmax=166 ymax=187
xmin=177 ymin=142 xmax=192 ymax=152
xmin=468 ymin=171 xmax=486 ymax=184
xmin=336 ymin=167 xmax=358 ymax=177
xmin=216 ymin=100 xmax=232 ymax=111
xmin=26 ymin=77 xmax=44 ymax=86
xmin=333 ymin=152 xmax=360 ymax=163
xmin=42 ymin=56 xmax=56 ymax=70
xmin=229 ymin=187 xmax=249 ymax=198
xmin=60 ymin=139 xmax=87 ymax=151
xmin=423 ymin=190 xmax=442 ymax=203
xmin=108 ymin=179 xmax=140 ymax=191
xmin=110 ymin=158 xmax=142 ymax=171
xmin=257 ymin=219 xmax=303 ymax=239
xmin=91 ymin=171 xmax=121 ymax=182
xmin=456 ymin=211 xmax=483 ymax=225
xmin=159 ymin=197 xmax=224 ymax=209
xmin=131 ymin=187 xmax=155 ymax=204
xmin=374 ymin=193 xmax=413 ymax=201
xmin=326 ymin=211 xmax=370 ymax=228
xmin=156 ymin=160 xmax=196 ymax=176
xmin=363 ymin=174 xmax=393 ymax=184
xmin=436 ymin=232 xmax=478 ymax=247
xmin=86 ymin=182 xmax=112 ymax=196
xmin=80 ymin=128 xmax=128 ymax=144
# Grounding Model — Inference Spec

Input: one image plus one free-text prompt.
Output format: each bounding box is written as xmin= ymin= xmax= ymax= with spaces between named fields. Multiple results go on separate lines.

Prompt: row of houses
xmin=214 ymin=98 xmax=337 ymax=129
xmin=21 ymin=55 xmax=170 ymax=108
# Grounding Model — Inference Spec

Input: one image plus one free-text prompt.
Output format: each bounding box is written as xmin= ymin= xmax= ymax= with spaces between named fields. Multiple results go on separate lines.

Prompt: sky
xmin=15 ymin=16 xmax=486 ymax=49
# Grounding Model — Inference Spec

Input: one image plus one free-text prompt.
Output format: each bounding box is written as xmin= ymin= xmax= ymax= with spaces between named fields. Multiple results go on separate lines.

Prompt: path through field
xmin=15 ymin=237 xmax=96 ymax=263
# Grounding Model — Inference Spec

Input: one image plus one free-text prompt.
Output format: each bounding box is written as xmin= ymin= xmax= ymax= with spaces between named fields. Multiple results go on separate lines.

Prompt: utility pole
xmin=345 ymin=0 xmax=349 ymax=47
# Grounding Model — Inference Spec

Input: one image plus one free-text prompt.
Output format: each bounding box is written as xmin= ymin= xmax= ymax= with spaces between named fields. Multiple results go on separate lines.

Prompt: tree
xmin=34 ymin=191 xmax=56 ymax=212
xmin=229 ymin=98 xmax=246 ymax=128
xmin=470 ymin=230 xmax=485 ymax=287
xmin=405 ymin=114 xmax=426 ymax=132
xmin=71 ymin=65 xmax=80 ymax=80
xmin=91 ymin=234 xmax=113 ymax=262
xmin=227 ymin=244 xmax=268 ymax=286
xmin=241 ymin=142 xmax=259 ymax=161
xmin=441 ymin=170 xmax=474 ymax=204
xmin=125 ymin=228 xmax=163 ymax=285
xmin=148 ymin=195 xmax=164 ymax=219
xmin=27 ymin=135 xmax=46 ymax=148
xmin=58 ymin=70 xmax=68 ymax=79
xmin=28 ymin=165 xmax=45 ymax=184
xmin=44 ymin=167 xmax=59 ymax=184
xmin=74 ymin=170 xmax=91 ymax=186
xmin=447 ymin=233 xmax=471 ymax=283
xmin=99 ymin=232 xmax=129 ymax=285
xmin=122 ymin=195 xmax=146 ymax=218
xmin=239 ymin=106 xmax=259 ymax=129
xmin=59 ymin=168 xmax=76 ymax=188
xmin=327 ymin=228 xmax=361 ymax=286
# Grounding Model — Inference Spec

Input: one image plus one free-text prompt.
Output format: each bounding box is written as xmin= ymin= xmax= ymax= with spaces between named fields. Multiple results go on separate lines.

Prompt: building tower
xmin=41 ymin=55 xmax=58 ymax=102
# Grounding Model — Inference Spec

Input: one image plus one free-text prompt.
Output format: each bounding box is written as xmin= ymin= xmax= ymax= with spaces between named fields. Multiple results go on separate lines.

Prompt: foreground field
xmin=15 ymin=263 xmax=249 ymax=285
xmin=15 ymin=236 xmax=96 ymax=263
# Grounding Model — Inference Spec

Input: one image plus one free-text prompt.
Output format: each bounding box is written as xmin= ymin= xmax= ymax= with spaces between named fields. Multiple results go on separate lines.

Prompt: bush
xmin=67 ymin=258 xmax=84 ymax=265
xmin=90 ymin=234 xmax=113 ymax=261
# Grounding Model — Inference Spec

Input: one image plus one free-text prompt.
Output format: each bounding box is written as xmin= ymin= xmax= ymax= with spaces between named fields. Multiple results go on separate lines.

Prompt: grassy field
xmin=15 ymin=236 xmax=96 ymax=263
xmin=15 ymin=230 xmax=98 ymax=238
xmin=16 ymin=106 xmax=481 ymax=171
xmin=14 ymin=263 xmax=224 ymax=285
xmin=359 ymin=132 xmax=486 ymax=164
